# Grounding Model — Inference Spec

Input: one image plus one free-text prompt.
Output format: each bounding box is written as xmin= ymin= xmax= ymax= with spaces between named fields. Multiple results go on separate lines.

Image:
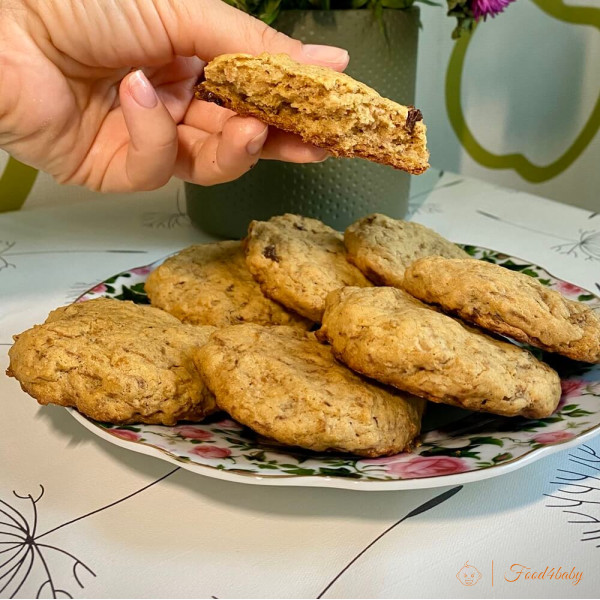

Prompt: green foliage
xmin=222 ymin=0 xmax=424 ymax=25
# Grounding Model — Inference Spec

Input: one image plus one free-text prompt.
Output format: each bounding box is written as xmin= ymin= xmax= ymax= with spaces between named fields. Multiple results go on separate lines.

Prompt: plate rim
xmin=68 ymin=408 xmax=600 ymax=491
xmin=71 ymin=244 xmax=600 ymax=490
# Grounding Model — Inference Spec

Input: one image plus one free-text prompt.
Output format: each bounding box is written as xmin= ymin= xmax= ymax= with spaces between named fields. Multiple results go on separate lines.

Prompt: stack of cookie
xmin=8 ymin=213 xmax=600 ymax=458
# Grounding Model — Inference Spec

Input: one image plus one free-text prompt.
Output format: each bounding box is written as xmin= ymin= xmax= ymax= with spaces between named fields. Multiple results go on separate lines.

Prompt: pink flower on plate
xmin=561 ymin=379 xmax=586 ymax=399
xmin=556 ymin=281 xmax=585 ymax=297
xmin=110 ymin=429 xmax=140 ymax=442
xmin=534 ymin=430 xmax=575 ymax=445
xmin=173 ymin=425 xmax=213 ymax=441
xmin=363 ymin=455 xmax=469 ymax=478
xmin=130 ymin=265 xmax=154 ymax=276
xmin=89 ymin=283 xmax=107 ymax=294
xmin=190 ymin=445 xmax=231 ymax=459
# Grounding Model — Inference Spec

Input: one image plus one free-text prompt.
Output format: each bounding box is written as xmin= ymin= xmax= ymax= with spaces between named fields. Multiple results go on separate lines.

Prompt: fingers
xmin=155 ymin=0 xmax=349 ymax=71
xmin=103 ymin=70 xmax=177 ymax=191
xmin=175 ymin=116 xmax=268 ymax=186
xmin=261 ymin=129 xmax=329 ymax=163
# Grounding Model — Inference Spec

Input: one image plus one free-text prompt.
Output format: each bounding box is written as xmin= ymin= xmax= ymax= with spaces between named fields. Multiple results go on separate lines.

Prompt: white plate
xmin=70 ymin=246 xmax=600 ymax=490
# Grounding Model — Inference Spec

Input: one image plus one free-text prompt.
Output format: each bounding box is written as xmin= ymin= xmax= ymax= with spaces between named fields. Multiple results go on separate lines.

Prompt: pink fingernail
xmin=303 ymin=44 xmax=349 ymax=64
xmin=246 ymin=127 xmax=268 ymax=155
xmin=129 ymin=70 xmax=158 ymax=109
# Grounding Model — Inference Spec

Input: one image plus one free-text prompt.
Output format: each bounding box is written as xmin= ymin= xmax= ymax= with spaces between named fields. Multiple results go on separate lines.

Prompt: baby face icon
xmin=456 ymin=561 xmax=482 ymax=586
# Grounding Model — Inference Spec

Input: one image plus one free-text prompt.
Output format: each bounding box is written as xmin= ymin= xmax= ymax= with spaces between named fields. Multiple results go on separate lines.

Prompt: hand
xmin=0 ymin=0 xmax=349 ymax=191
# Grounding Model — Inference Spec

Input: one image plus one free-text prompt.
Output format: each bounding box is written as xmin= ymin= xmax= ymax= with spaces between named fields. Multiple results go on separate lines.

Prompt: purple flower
xmin=472 ymin=0 xmax=516 ymax=20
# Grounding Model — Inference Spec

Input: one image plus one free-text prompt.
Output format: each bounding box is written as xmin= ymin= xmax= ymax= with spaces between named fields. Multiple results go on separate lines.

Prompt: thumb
xmin=155 ymin=0 xmax=349 ymax=71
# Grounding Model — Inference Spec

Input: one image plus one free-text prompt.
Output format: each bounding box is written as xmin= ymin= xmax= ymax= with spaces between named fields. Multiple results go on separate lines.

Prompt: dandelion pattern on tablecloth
xmin=0 ymin=470 xmax=179 ymax=598
xmin=0 ymin=241 xmax=16 ymax=271
xmin=142 ymin=188 xmax=190 ymax=229
xmin=475 ymin=210 xmax=600 ymax=262
xmin=545 ymin=443 xmax=600 ymax=548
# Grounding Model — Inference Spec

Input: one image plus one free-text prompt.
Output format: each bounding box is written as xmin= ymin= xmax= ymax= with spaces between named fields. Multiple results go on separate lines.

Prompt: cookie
xmin=319 ymin=287 xmax=561 ymax=418
xmin=194 ymin=324 xmax=425 ymax=457
xmin=196 ymin=53 xmax=429 ymax=174
xmin=245 ymin=214 xmax=372 ymax=322
xmin=403 ymin=256 xmax=600 ymax=363
xmin=145 ymin=241 xmax=310 ymax=329
xmin=7 ymin=298 xmax=217 ymax=425
xmin=344 ymin=214 xmax=470 ymax=287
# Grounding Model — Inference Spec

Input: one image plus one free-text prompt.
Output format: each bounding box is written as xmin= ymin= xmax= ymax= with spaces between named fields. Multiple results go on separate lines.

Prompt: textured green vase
xmin=186 ymin=8 xmax=420 ymax=238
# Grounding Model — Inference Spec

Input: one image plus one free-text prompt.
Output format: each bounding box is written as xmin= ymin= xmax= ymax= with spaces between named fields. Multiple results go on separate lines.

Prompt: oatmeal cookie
xmin=344 ymin=214 xmax=470 ymax=287
xmin=7 ymin=298 xmax=217 ymax=425
xmin=245 ymin=214 xmax=372 ymax=322
xmin=319 ymin=287 xmax=561 ymax=418
xmin=196 ymin=53 xmax=429 ymax=174
xmin=194 ymin=324 xmax=425 ymax=457
xmin=145 ymin=241 xmax=310 ymax=328
xmin=403 ymin=257 xmax=600 ymax=363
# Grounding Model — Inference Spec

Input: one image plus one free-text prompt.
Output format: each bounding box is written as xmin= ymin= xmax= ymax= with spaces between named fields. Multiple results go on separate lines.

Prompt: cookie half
xmin=194 ymin=324 xmax=425 ymax=457
xmin=196 ymin=53 xmax=429 ymax=174
xmin=320 ymin=287 xmax=561 ymax=418
xmin=245 ymin=214 xmax=372 ymax=322
xmin=145 ymin=241 xmax=310 ymax=329
xmin=7 ymin=298 xmax=217 ymax=425
xmin=344 ymin=214 xmax=470 ymax=287
xmin=403 ymin=256 xmax=600 ymax=363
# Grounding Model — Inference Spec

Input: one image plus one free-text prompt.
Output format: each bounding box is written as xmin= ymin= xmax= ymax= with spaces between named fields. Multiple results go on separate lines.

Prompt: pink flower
xmin=110 ymin=429 xmax=140 ymax=442
xmin=363 ymin=455 xmax=469 ymax=478
xmin=89 ymin=283 xmax=107 ymax=294
xmin=534 ymin=430 xmax=575 ymax=445
xmin=173 ymin=425 xmax=213 ymax=441
xmin=472 ymin=0 xmax=516 ymax=20
xmin=130 ymin=265 xmax=154 ymax=276
xmin=561 ymin=379 xmax=586 ymax=399
xmin=190 ymin=445 xmax=231 ymax=459
xmin=556 ymin=281 xmax=585 ymax=296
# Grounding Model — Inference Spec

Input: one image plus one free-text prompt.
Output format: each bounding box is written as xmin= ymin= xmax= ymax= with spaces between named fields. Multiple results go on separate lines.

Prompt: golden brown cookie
xmin=7 ymin=298 xmax=217 ymax=425
xmin=403 ymin=257 xmax=600 ymax=363
xmin=196 ymin=53 xmax=429 ymax=174
xmin=245 ymin=214 xmax=372 ymax=322
xmin=319 ymin=287 xmax=561 ymax=418
xmin=145 ymin=241 xmax=310 ymax=329
xmin=194 ymin=324 xmax=425 ymax=457
xmin=344 ymin=214 xmax=470 ymax=287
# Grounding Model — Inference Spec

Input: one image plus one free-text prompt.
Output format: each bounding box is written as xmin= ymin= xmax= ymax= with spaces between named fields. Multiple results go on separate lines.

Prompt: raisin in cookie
xmin=145 ymin=241 xmax=310 ymax=328
xmin=194 ymin=324 xmax=425 ymax=457
xmin=195 ymin=53 xmax=429 ymax=174
xmin=344 ymin=214 xmax=470 ymax=287
xmin=403 ymin=256 xmax=600 ymax=363
xmin=7 ymin=298 xmax=217 ymax=425
xmin=245 ymin=214 xmax=372 ymax=322
xmin=319 ymin=287 xmax=561 ymax=418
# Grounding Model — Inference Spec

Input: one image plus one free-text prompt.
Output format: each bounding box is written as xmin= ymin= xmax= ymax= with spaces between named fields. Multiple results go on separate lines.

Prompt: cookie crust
xmin=344 ymin=214 xmax=470 ymax=287
xmin=403 ymin=257 xmax=600 ymax=363
xmin=245 ymin=214 xmax=372 ymax=322
xmin=145 ymin=241 xmax=310 ymax=328
xmin=194 ymin=324 xmax=425 ymax=457
xmin=196 ymin=53 xmax=429 ymax=174
xmin=320 ymin=287 xmax=561 ymax=418
xmin=7 ymin=298 xmax=217 ymax=425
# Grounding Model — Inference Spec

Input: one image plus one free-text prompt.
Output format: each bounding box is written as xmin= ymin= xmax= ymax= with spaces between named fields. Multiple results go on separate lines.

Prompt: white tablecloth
xmin=1 ymin=172 xmax=599 ymax=598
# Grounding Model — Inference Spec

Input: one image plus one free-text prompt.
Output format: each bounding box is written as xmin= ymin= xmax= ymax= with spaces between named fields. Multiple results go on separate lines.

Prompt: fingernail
xmin=303 ymin=44 xmax=349 ymax=64
xmin=129 ymin=70 xmax=158 ymax=109
xmin=246 ymin=127 xmax=268 ymax=155
xmin=313 ymin=149 xmax=330 ymax=163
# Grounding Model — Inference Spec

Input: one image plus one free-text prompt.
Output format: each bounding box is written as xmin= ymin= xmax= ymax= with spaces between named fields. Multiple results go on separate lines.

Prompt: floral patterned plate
xmin=69 ymin=246 xmax=600 ymax=490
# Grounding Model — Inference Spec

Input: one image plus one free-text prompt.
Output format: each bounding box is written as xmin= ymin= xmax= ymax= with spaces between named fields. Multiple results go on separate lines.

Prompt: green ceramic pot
xmin=186 ymin=8 xmax=420 ymax=238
